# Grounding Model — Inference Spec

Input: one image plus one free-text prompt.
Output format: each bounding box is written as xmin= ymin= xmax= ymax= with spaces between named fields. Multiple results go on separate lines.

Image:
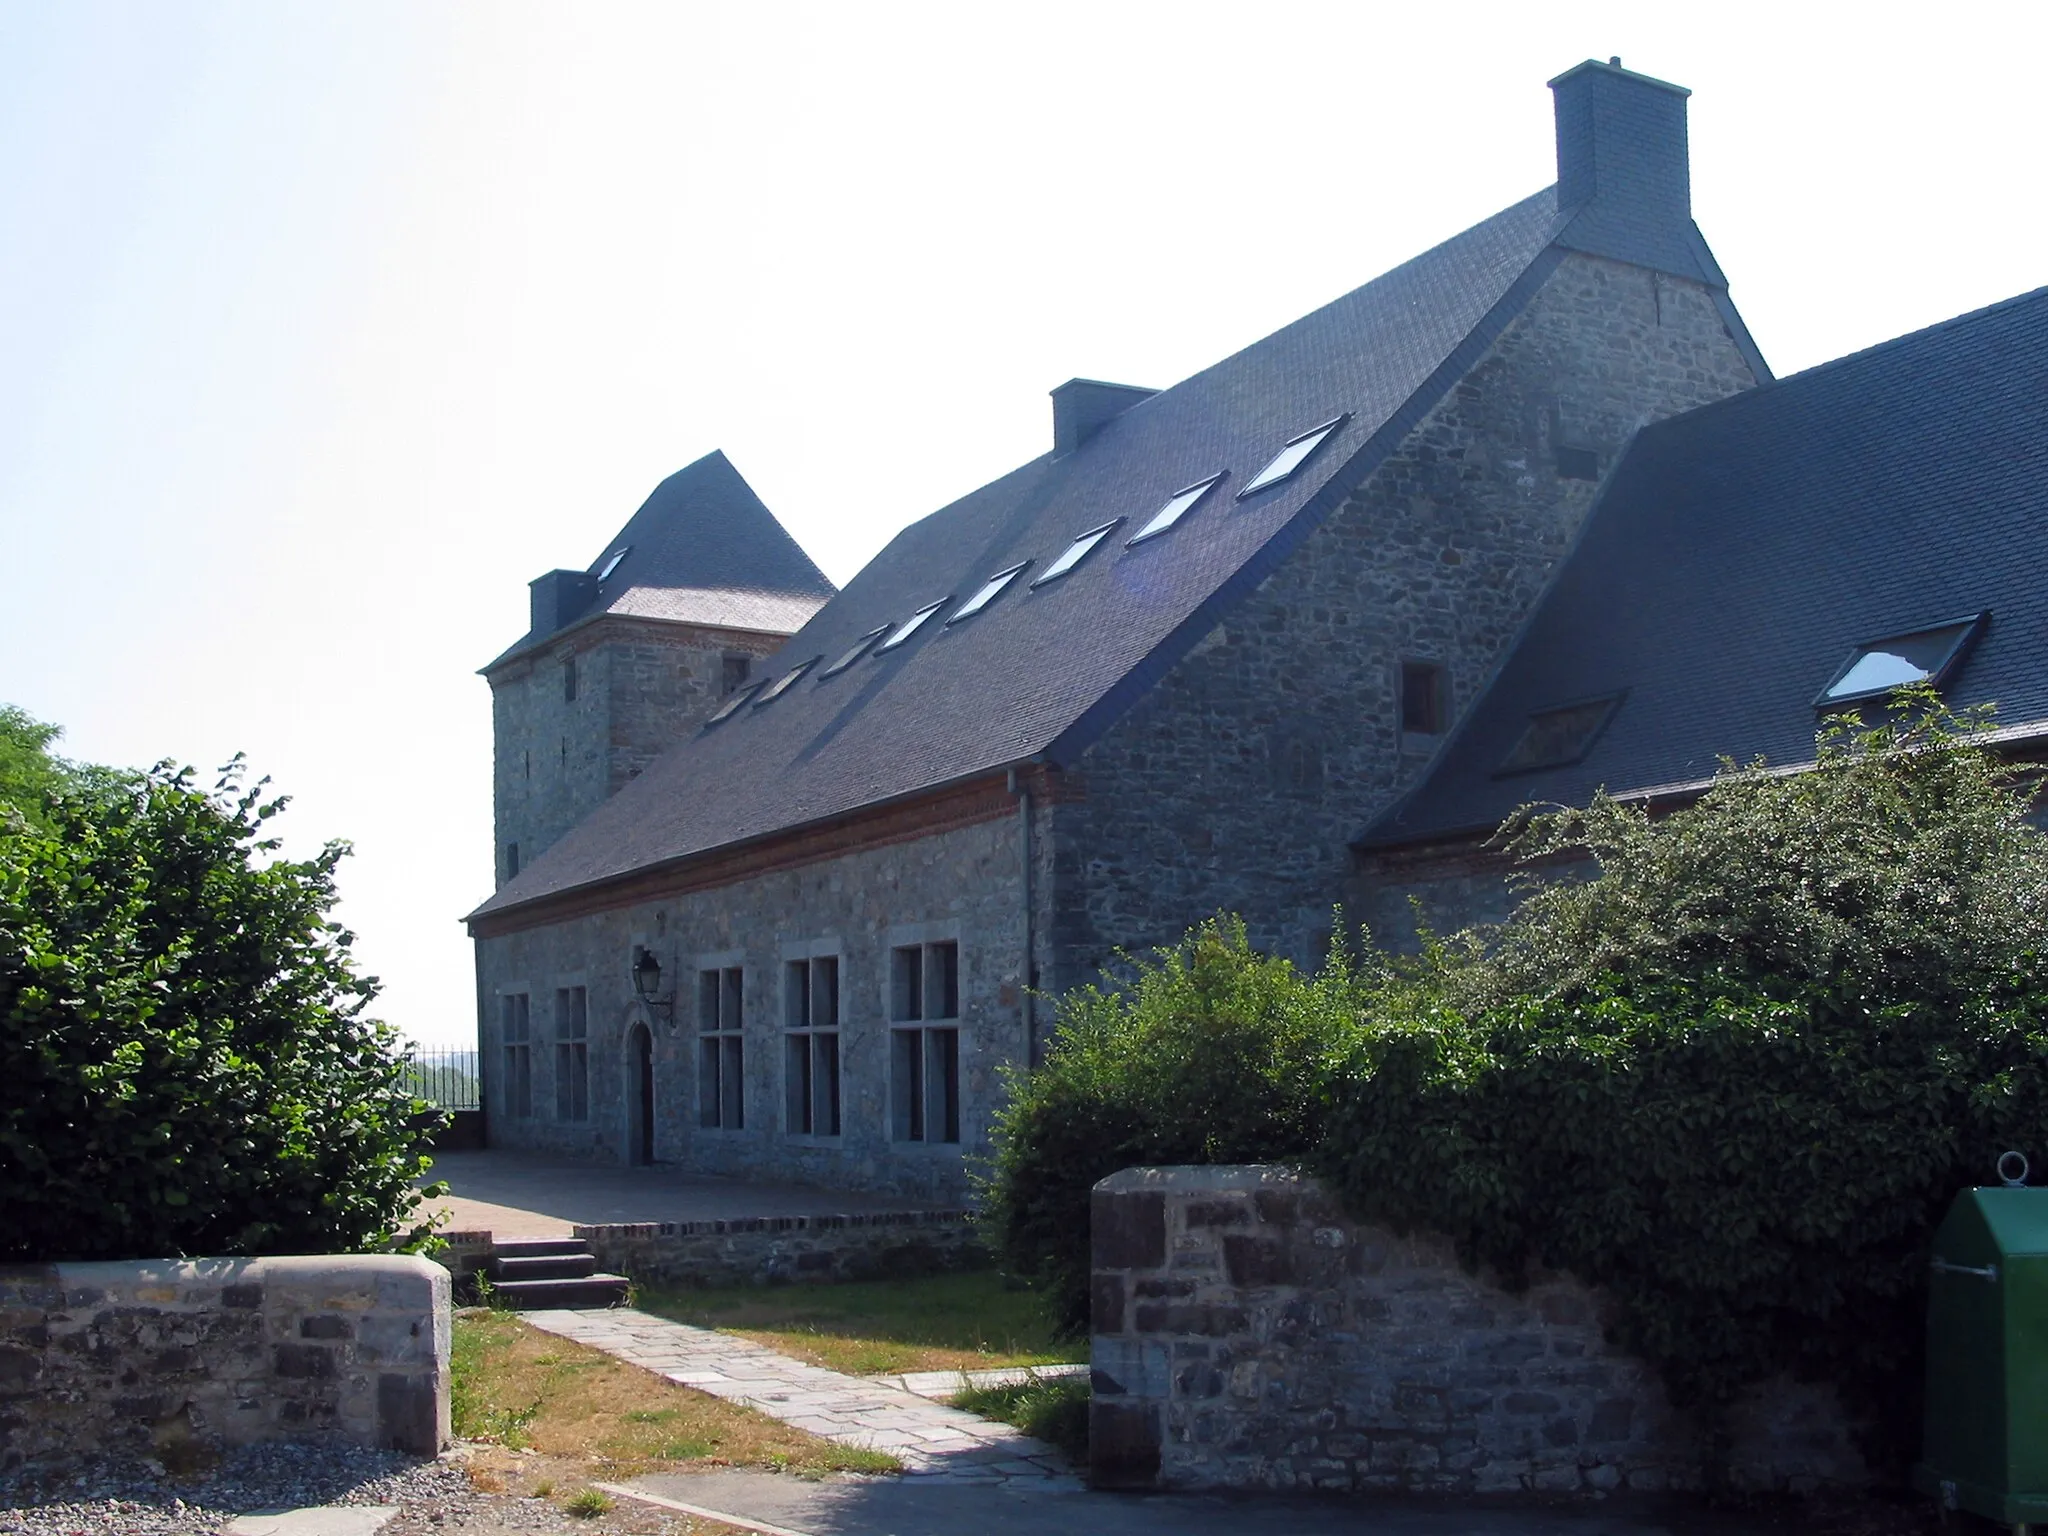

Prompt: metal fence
xmin=404 ymin=1049 xmax=482 ymax=1111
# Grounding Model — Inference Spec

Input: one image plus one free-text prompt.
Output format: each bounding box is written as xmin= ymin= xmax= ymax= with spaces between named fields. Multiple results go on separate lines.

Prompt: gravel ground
xmin=2 ymin=1442 xmax=488 ymax=1536
xmin=0 ymin=1443 xmax=726 ymax=1536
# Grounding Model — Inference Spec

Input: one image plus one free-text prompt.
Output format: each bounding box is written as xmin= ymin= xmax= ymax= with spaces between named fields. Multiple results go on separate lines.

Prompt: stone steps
xmin=487 ymin=1237 xmax=629 ymax=1310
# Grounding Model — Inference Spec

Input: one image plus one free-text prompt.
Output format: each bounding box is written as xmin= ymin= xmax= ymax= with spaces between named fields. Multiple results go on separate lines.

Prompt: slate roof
xmin=1363 ymin=285 xmax=2048 ymax=851
xmin=474 ymin=162 xmax=1757 ymax=924
xmin=485 ymin=450 xmax=836 ymax=670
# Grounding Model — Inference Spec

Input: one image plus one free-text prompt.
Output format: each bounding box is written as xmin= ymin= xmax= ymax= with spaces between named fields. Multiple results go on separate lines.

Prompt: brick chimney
xmin=1547 ymin=58 xmax=1708 ymax=282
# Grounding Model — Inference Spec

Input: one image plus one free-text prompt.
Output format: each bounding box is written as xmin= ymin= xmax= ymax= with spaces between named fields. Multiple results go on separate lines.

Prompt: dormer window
xmin=875 ymin=601 xmax=948 ymax=654
xmin=1031 ymin=522 xmax=1121 ymax=588
xmin=947 ymin=563 xmax=1029 ymax=625
xmin=822 ymin=626 xmax=889 ymax=677
xmin=1816 ymin=614 xmax=1986 ymax=707
xmin=1129 ymin=475 xmax=1223 ymax=546
xmin=706 ymin=681 xmax=764 ymax=726
xmin=754 ymin=656 xmax=820 ymax=706
xmin=1238 ymin=416 xmax=1347 ymax=498
xmin=1497 ymin=693 xmax=1623 ymax=775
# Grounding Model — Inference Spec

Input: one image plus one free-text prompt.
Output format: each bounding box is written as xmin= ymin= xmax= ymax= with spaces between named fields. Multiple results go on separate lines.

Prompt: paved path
xmin=422 ymin=1150 xmax=949 ymax=1238
xmin=522 ymin=1308 xmax=1074 ymax=1483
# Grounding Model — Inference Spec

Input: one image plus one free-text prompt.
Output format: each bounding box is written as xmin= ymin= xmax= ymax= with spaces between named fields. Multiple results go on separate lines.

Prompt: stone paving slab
xmin=223 ymin=1509 xmax=398 ymax=1536
xmin=522 ymin=1308 xmax=1074 ymax=1482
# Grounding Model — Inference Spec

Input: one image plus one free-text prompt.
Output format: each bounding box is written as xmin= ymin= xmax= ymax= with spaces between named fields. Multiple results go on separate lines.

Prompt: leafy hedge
xmin=983 ymin=696 xmax=2048 ymax=1464
xmin=0 ymin=748 xmax=440 ymax=1261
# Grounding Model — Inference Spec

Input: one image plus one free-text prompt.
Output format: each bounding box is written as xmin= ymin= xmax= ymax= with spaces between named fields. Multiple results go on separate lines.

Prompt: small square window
xmin=948 ymin=563 xmax=1029 ymax=624
xmin=721 ymin=654 xmax=752 ymax=696
xmin=1128 ymin=475 xmax=1223 ymax=545
xmin=1031 ymin=522 xmax=1120 ymax=588
xmin=1238 ymin=416 xmax=1347 ymax=498
xmin=822 ymin=625 xmax=890 ymax=677
xmin=1816 ymin=614 xmax=1986 ymax=707
xmin=1401 ymin=661 xmax=1446 ymax=735
xmin=1497 ymin=695 xmax=1623 ymax=775
xmin=1556 ymin=445 xmax=1600 ymax=481
xmin=876 ymin=601 xmax=948 ymax=654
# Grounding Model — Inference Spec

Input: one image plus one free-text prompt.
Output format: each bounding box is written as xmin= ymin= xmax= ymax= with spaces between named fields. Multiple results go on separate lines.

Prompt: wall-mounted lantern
xmin=632 ymin=946 xmax=675 ymax=1028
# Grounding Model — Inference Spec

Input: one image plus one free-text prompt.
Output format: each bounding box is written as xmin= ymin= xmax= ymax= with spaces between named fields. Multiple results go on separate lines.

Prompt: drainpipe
xmin=471 ymin=935 xmax=491 ymax=1148
xmin=1007 ymin=766 xmax=1037 ymax=1066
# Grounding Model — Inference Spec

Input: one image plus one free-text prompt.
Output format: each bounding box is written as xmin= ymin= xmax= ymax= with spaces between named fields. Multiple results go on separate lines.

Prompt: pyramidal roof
xmin=486 ymin=450 xmax=836 ymax=670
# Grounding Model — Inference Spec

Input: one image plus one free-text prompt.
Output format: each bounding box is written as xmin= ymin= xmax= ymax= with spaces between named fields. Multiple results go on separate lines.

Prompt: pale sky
xmin=3 ymin=2 xmax=2043 ymax=1047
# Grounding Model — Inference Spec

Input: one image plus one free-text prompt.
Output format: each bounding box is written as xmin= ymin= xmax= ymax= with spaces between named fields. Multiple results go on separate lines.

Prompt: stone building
xmin=465 ymin=59 xmax=2044 ymax=1198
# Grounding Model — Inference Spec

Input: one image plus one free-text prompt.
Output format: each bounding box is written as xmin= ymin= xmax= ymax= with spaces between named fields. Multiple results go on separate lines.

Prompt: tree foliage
xmin=986 ymin=694 xmax=2048 ymax=1465
xmin=0 ymin=742 xmax=440 ymax=1261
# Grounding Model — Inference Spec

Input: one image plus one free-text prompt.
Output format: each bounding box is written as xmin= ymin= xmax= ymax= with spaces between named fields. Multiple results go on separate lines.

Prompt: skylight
xmin=705 ymin=680 xmax=764 ymax=726
xmin=875 ymin=601 xmax=948 ymax=653
xmin=1030 ymin=521 xmax=1121 ymax=588
xmin=753 ymin=656 xmax=820 ymax=706
xmin=1816 ymin=615 xmax=1985 ymax=707
xmin=822 ymin=625 xmax=890 ymax=677
xmin=1128 ymin=476 xmax=1222 ymax=546
xmin=596 ymin=547 xmax=630 ymax=582
xmin=947 ymin=563 xmax=1029 ymax=624
xmin=1238 ymin=416 xmax=1347 ymax=498
xmin=1497 ymin=694 xmax=1623 ymax=775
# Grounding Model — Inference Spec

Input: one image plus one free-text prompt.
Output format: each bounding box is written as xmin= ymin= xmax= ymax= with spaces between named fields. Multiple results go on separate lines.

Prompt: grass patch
xmin=449 ymin=1308 xmax=899 ymax=1479
xmin=562 ymin=1487 xmax=613 ymax=1518
xmin=950 ymin=1374 xmax=1090 ymax=1461
xmin=636 ymin=1269 xmax=1083 ymax=1376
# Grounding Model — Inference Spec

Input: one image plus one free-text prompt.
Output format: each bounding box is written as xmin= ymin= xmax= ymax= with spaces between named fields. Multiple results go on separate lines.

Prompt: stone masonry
xmin=490 ymin=615 xmax=791 ymax=884
xmin=475 ymin=807 xmax=1034 ymax=1203
xmin=0 ymin=1254 xmax=450 ymax=1473
xmin=1048 ymin=252 xmax=1759 ymax=983
xmin=1089 ymin=1166 xmax=1864 ymax=1496
xmin=573 ymin=1210 xmax=983 ymax=1289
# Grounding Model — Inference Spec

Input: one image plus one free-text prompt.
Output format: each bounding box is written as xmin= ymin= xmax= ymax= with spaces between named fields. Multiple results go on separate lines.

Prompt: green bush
xmin=987 ymin=695 xmax=2048 ymax=1465
xmin=0 ymin=748 xmax=441 ymax=1261
xmin=980 ymin=917 xmax=1350 ymax=1332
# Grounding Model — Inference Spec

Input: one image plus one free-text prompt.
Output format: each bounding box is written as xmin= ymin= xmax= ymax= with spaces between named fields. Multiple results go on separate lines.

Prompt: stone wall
xmin=0 ymin=1254 xmax=450 ymax=1473
xmin=475 ymin=807 xmax=1035 ymax=1204
xmin=1089 ymin=1166 xmax=1864 ymax=1496
xmin=1049 ymin=253 xmax=1758 ymax=985
xmin=575 ymin=1210 xmax=984 ymax=1288
xmin=489 ymin=615 xmax=791 ymax=884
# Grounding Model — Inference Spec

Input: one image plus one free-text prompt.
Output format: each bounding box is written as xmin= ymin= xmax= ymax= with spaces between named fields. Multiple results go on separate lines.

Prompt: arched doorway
xmin=627 ymin=1023 xmax=655 ymax=1166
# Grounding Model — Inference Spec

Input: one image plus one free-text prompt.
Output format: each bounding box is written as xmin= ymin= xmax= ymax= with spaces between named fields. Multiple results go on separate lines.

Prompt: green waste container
xmin=1915 ymin=1153 xmax=2048 ymax=1528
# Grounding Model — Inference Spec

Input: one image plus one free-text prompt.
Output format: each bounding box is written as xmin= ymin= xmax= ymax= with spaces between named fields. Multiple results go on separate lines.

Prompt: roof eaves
xmin=478 ymin=601 xmax=806 ymax=677
xmin=463 ymin=757 xmax=1036 ymax=933
xmin=1357 ymin=717 xmax=2048 ymax=855
xmin=1042 ymin=244 xmax=1571 ymax=769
